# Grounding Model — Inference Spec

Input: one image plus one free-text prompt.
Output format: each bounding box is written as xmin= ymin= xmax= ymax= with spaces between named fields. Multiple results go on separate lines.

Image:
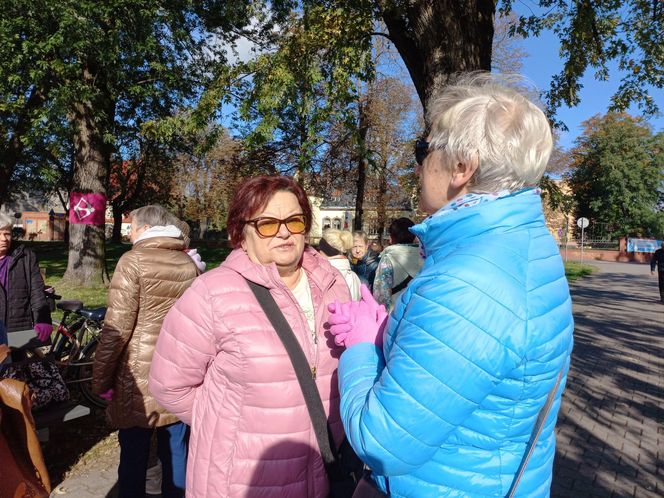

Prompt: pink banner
xmin=69 ymin=191 xmax=106 ymax=225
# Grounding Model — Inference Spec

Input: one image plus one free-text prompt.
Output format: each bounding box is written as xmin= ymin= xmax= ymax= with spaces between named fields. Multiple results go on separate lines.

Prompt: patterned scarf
xmin=419 ymin=188 xmax=542 ymax=258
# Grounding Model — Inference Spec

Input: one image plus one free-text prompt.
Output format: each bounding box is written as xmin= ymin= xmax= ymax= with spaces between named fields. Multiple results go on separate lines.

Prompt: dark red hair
xmin=227 ymin=175 xmax=313 ymax=248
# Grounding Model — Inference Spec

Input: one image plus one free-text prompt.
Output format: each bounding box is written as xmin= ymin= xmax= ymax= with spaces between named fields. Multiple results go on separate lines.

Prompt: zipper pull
xmin=311 ymin=366 xmax=317 ymax=379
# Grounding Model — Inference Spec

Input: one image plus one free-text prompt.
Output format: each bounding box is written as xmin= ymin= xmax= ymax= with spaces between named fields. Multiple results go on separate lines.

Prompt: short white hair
xmin=322 ymin=229 xmax=354 ymax=254
xmin=426 ymin=72 xmax=553 ymax=192
xmin=0 ymin=213 xmax=12 ymax=231
xmin=130 ymin=205 xmax=173 ymax=228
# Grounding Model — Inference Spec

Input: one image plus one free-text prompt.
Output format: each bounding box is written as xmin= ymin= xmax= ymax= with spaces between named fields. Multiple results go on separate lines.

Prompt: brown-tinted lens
xmin=285 ymin=216 xmax=306 ymax=234
xmin=255 ymin=218 xmax=280 ymax=237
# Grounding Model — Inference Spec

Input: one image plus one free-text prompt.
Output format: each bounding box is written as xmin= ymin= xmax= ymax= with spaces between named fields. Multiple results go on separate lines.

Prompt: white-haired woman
xmin=328 ymin=73 xmax=574 ymax=497
xmin=0 ymin=213 xmax=52 ymax=347
xmin=319 ymin=229 xmax=362 ymax=300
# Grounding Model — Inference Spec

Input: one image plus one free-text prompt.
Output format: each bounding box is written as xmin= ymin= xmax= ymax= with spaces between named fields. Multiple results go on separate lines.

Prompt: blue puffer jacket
xmin=338 ymin=191 xmax=574 ymax=497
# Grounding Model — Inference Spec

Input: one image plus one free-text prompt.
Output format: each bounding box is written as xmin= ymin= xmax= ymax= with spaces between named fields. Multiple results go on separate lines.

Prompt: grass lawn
xmin=564 ymin=261 xmax=597 ymax=282
xmin=29 ymin=241 xmax=594 ymax=312
xmin=26 ymin=241 xmax=231 ymax=317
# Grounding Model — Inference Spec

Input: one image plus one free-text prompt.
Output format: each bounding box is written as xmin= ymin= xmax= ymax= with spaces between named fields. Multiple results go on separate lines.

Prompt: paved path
xmin=552 ymin=261 xmax=664 ymax=497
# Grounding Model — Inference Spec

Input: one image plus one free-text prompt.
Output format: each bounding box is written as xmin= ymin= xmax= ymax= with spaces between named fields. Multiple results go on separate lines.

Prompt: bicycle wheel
xmin=76 ymin=337 xmax=108 ymax=409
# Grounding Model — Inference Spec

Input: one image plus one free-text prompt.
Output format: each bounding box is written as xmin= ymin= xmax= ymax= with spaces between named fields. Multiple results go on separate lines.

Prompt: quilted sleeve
xmin=149 ymin=277 xmax=218 ymax=425
xmin=338 ymin=275 xmax=522 ymax=476
xmin=92 ymin=251 xmax=140 ymax=393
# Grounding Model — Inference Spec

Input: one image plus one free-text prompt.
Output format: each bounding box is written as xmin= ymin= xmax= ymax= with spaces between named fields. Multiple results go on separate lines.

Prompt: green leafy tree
xmin=567 ymin=113 xmax=664 ymax=238
xmin=0 ymin=0 xmax=269 ymax=285
xmin=265 ymin=1 xmax=663 ymax=120
xmin=235 ymin=4 xmax=374 ymax=179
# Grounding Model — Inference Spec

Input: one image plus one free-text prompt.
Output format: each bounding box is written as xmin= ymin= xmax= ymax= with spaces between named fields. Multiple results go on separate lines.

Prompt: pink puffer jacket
xmin=149 ymin=247 xmax=351 ymax=497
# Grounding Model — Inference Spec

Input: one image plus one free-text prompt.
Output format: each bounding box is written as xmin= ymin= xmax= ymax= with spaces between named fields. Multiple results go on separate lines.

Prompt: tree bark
xmin=378 ymin=0 xmax=495 ymax=115
xmin=353 ymin=100 xmax=370 ymax=231
xmin=63 ymin=69 xmax=113 ymax=287
xmin=376 ymin=163 xmax=388 ymax=240
xmin=111 ymin=203 xmax=124 ymax=243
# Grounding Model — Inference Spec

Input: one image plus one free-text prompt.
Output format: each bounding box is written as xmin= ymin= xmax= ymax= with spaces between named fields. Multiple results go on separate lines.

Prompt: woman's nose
xmin=275 ymin=222 xmax=291 ymax=238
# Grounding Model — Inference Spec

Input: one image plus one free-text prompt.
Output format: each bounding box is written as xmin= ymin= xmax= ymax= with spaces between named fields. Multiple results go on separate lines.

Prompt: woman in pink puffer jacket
xmin=149 ymin=176 xmax=351 ymax=497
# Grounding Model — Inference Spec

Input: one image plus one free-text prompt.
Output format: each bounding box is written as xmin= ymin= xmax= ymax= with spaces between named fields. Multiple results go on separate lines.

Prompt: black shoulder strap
xmin=506 ymin=366 xmax=564 ymax=497
xmin=244 ymin=278 xmax=343 ymax=480
xmin=391 ymin=275 xmax=412 ymax=294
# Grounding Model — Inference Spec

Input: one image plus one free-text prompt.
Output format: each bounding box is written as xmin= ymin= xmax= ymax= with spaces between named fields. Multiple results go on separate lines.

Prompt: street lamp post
xmin=577 ymin=217 xmax=589 ymax=265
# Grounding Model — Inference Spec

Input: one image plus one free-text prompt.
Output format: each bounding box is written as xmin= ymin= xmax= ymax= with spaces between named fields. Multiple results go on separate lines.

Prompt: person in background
xmin=0 ymin=213 xmax=52 ymax=348
xmin=328 ymin=73 xmax=574 ymax=497
xmin=319 ymin=229 xmax=362 ymax=300
xmin=169 ymin=216 xmax=206 ymax=273
xmin=370 ymin=239 xmax=383 ymax=254
xmin=650 ymin=240 xmax=664 ymax=303
xmin=149 ymin=175 xmax=351 ymax=498
xmin=349 ymin=230 xmax=380 ymax=292
xmin=372 ymin=218 xmax=423 ymax=311
xmin=92 ymin=205 xmax=199 ymax=498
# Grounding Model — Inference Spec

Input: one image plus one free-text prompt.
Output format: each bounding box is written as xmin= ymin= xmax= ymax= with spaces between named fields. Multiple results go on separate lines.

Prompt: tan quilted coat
xmin=92 ymin=236 xmax=198 ymax=429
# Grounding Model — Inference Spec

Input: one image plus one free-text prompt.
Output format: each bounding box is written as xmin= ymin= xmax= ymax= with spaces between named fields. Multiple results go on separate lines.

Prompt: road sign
xmin=577 ymin=217 xmax=589 ymax=229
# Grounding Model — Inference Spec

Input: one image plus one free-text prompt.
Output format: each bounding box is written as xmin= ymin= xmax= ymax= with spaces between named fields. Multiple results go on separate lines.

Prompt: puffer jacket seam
xmin=501 ymin=230 xmax=533 ymax=496
xmin=390 ymin=337 xmax=481 ymax=413
xmin=527 ymin=272 xmax=567 ymax=294
xmin=397 ymin=314 xmax=509 ymax=386
xmin=128 ymin=251 xmax=143 ymax=406
xmin=223 ymin=277 xmax=254 ymax=496
xmin=372 ymin=387 xmax=441 ymax=458
xmin=528 ymin=294 xmax=571 ymax=321
xmin=404 ymin=290 xmax=523 ymax=360
xmin=415 ymin=273 xmax=525 ymax=324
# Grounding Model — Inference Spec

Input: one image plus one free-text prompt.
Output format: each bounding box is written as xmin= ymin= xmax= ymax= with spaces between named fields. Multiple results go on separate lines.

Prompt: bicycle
xmin=41 ymin=288 xmax=108 ymax=408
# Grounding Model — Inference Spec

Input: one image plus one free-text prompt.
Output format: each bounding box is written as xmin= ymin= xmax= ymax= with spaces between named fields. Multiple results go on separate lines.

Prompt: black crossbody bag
xmin=245 ymin=278 xmax=363 ymax=498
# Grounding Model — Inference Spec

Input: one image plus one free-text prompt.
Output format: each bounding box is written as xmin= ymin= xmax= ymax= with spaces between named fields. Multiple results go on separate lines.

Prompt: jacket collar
xmin=133 ymin=236 xmax=186 ymax=251
xmin=222 ymin=245 xmax=337 ymax=293
xmin=8 ymin=243 xmax=25 ymax=259
xmin=411 ymin=190 xmax=545 ymax=258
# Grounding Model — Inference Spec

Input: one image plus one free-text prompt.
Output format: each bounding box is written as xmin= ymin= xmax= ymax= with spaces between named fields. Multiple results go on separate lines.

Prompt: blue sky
xmin=519 ymin=28 xmax=664 ymax=151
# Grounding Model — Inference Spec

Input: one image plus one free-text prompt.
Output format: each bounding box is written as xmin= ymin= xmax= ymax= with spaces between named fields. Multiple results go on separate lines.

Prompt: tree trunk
xmin=376 ymin=163 xmax=388 ymax=241
xmin=379 ymin=0 xmax=495 ymax=114
xmin=353 ymin=100 xmax=370 ymax=231
xmin=63 ymin=86 xmax=112 ymax=287
xmin=111 ymin=203 xmax=124 ymax=243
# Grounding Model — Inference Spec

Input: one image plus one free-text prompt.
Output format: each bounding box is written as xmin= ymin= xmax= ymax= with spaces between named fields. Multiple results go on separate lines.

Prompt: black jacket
xmin=0 ymin=244 xmax=51 ymax=333
xmin=651 ymin=248 xmax=664 ymax=272
xmin=350 ymin=249 xmax=380 ymax=291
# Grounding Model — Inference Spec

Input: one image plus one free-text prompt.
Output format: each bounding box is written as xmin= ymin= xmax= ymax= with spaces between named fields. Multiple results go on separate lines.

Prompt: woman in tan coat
xmin=92 ymin=205 xmax=199 ymax=498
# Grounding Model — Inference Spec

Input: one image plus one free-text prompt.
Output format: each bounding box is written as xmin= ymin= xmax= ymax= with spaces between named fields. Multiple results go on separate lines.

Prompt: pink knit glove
xmin=328 ymin=285 xmax=388 ymax=348
xmin=186 ymin=248 xmax=206 ymax=272
xmin=98 ymin=389 xmax=114 ymax=402
xmin=34 ymin=323 xmax=53 ymax=342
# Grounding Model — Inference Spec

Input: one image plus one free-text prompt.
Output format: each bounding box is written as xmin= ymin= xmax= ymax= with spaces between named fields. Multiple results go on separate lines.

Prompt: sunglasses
xmin=245 ymin=214 xmax=307 ymax=238
xmin=415 ymin=139 xmax=430 ymax=166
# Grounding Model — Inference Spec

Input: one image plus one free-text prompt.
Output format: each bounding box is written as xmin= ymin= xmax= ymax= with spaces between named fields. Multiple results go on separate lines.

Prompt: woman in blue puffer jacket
xmin=328 ymin=73 xmax=574 ymax=497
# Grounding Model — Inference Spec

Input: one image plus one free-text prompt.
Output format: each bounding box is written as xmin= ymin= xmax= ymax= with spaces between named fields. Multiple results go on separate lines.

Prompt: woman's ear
xmin=450 ymin=160 xmax=478 ymax=190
